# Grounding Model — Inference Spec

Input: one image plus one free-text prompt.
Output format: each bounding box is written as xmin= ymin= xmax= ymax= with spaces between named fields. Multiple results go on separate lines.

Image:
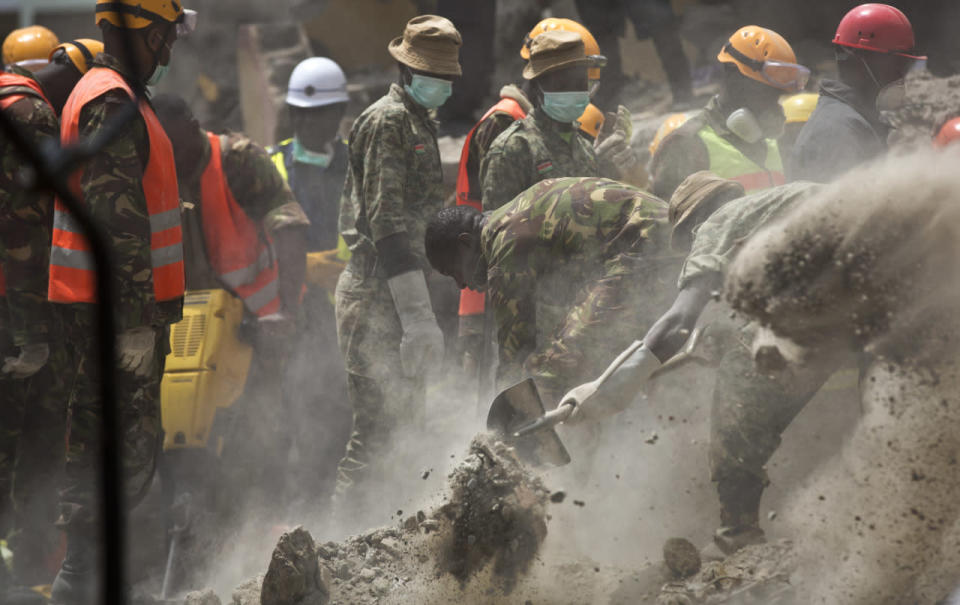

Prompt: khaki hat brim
xmin=388 ymin=36 xmax=462 ymax=77
xmin=523 ymin=55 xmax=593 ymax=80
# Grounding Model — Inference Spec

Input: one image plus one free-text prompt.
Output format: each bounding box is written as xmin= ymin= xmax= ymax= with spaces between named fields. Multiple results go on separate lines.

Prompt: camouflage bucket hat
xmin=669 ymin=171 xmax=744 ymax=250
xmin=388 ymin=14 xmax=462 ymax=77
xmin=522 ymin=29 xmax=592 ymax=80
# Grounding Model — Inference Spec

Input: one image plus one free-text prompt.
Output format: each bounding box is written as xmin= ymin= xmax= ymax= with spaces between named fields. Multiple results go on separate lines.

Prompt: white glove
xmin=561 ymin=341 xmax=662 ymax=424
xmin=387 ymin=270 xmax=444 ymax=378
xmin=2 ymin=343 xmax=49 ymax=378
xmin=117 ymin=327 xmax=157 ymax=377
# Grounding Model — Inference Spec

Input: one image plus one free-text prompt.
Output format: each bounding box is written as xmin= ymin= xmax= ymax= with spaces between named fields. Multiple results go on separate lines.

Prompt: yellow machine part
xmin=161 ymin=289 xmax=253 ymax=452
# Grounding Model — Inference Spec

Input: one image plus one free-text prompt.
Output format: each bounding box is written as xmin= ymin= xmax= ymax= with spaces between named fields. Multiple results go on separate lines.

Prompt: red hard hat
xmin=833 ymin=3 xmax=925 ymax=60
xmin=934 ymin=117 xmax=960 ymax=148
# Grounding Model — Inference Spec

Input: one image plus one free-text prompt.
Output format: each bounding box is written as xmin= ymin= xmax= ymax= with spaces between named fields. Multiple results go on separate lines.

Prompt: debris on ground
xmin=183 ymin=588 xmax=221 ymax=605
xmin=260 ymin=527 xmax=329 ymax=605
xmin=662 ymin=538 xmax=701 ymax=579
xmin=657 ymin=540 xmax=795 ymax=604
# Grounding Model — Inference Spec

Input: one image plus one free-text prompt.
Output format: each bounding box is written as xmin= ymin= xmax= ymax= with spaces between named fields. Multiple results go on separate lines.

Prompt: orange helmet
xmin=521 ymin=18 xmax=605 ymax=81
xmin=649 ymin=112 xmax=693 ymax=156
xmin=50 ymin=39 xmax=104 ymax=74
xmin=934 ymin=117 xmax=960 ymax=148
xmin=3 ymin=25 xmax=59 ymax=71
xmin=577 ymin=103 xmax=605 ymax=139
xmin=717 ymin=26 xmax=808 ymax=92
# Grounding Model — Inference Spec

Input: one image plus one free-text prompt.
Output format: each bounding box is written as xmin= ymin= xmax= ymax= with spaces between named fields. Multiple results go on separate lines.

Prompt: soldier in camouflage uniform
xmin=0 ymin=40 xmax=104 ymax=590
xmin=480 ymin=30 xmax=646 ymax=212
xmin=334 ymin=16 xmax=460 ymax=519
xmin=558 ymin=172 xmax=853 ymax=555
xmin=153 ymin=93 xmax=309 ymax=508
xmin=425 ymin=177 xmax=677 ymax=404
xmin=47 ymin=2 xmax=195 ymax=602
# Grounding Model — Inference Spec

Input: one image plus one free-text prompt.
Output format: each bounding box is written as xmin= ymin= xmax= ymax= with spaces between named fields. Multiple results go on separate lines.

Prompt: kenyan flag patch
xmin=414 ymin=143 xmax=426 ymax=155
xmin=537 ymin=160 xmax=554 ymax=174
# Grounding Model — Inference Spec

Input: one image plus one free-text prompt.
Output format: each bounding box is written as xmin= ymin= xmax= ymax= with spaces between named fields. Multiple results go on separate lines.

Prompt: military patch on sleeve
xmin=414 ymin=143 xmax=426 ymax=155
xmin=536 ymin=160 xmax=554 ymax=174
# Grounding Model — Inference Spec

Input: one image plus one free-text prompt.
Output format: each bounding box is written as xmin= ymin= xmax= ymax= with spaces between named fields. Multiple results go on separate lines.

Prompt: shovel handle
xmin=513 ymin=403 xmax=573 ymax=437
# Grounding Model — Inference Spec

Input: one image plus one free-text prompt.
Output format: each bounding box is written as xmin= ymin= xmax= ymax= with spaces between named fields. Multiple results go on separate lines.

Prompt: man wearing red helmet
xmin=790 ymin=3 xmax=924 ymax=182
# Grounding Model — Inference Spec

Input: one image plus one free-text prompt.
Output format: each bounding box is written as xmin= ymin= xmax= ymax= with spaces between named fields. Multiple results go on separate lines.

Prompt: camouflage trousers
xmin=333 ymin=264 xmax=427 ymax=514
xmin=708 ymin=330 xmax=839 ymax=528
xmin=0 ymin=324 xmax=75 ymax=585
xmin=58 ymin=313 xmax=166 ymax=530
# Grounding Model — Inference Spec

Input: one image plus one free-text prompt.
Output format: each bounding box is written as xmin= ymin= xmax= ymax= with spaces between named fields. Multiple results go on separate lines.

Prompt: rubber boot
xmin=49 ymin=528 xmax=97 ymax=605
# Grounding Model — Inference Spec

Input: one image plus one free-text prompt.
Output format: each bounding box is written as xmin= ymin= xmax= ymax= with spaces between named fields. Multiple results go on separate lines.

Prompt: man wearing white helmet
xmin=270 ymin=57 xmax=350 ymax=252
xmin=269 ymin=56 xmax=354 ymax=505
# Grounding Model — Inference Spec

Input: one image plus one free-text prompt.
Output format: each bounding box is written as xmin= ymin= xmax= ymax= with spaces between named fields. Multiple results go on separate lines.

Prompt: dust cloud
xmin=726 ymin=147 xmax=960 ymax=603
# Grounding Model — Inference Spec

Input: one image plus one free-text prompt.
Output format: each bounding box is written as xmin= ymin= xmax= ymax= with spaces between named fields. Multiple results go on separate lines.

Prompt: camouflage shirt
xmin=480 ymin=108 xmax=599 ymax=212
xmin=338 ymin=83 xmax=443 ymax=269
xmin=179 ymin=131 xmax=309 ymax=291
xmin=464 ymin=85 xmax=532 ymax=200
xmin=0 ymin=71 xmax=58 ymax=345
xmin=75 ymin=53 xmax=181 ymax=330
xmin=678 ymin=181 xmax=820 ymax=290
xmin=481 ymin=177 xmax=672 ymax=388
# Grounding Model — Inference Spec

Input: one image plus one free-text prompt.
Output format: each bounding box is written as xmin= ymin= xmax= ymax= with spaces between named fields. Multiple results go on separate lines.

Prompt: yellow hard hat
xmin=577 ymin=103 xmax=605 ymax=139
xmin=50 ymin=39 xmax=104 ymax=74
xmin=521 ymin=18 xmax=605 ymax=81
xmin=649 ymin=112 xmax=692 ymax=156
xmin=779 ymin=93 xmax=819 ymax=124
xmin=95 ymin=0 xmax=190 ymax=31
xmin=3 ymin=26 xmax=59 ymax=69
xmin=717 ymin=26 xmax=808 ymax=92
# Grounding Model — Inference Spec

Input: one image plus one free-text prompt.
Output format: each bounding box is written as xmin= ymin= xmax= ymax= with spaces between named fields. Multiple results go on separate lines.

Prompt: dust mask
xmin=292 ymin=138 xmax=332 ymax=168
xmin=876 ymin=78 xmax=907 ymax=113
xmin=405 ymin=74 xmax=452 ymax=110
xmin=146 ymin=63 xmax=169 ymax=86
xmin=726 ymin=108 xmax=764 ymax=143
xmin=541 ymin=90 xmax=590 ymax=124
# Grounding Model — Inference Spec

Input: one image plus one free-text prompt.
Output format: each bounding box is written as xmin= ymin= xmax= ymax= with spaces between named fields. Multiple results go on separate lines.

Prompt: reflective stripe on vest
xmin=49 ymin=67 xmax=183 ymax=303
xmin=201 ymin=132 xmax=281 ymax=317
xmin=0 ymin=74 xmax=53 ymax=298
xmin=697 ymin=125 xmax=785 ymax=193
xmin=456 ymin=97 xmax=526 ymax=318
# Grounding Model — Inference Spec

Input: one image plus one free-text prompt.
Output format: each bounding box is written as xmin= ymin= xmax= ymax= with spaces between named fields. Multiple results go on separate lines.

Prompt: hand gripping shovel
xmin=492 ymin=326 xmax=710 ymax=463
xmin=485 ymin=378 xmax=571 ymax=466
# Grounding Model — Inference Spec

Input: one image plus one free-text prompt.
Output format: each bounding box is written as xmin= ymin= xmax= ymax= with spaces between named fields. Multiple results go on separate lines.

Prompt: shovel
xmin=486 ymin=378 xmax=571 ymax=466
xmin=503 ymin=326 xmax=711 ymax=443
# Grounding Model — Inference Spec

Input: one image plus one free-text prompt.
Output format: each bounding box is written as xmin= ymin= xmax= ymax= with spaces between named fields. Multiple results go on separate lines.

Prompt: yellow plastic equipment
xmin=161 ymin=289 xmax=253 ymax=454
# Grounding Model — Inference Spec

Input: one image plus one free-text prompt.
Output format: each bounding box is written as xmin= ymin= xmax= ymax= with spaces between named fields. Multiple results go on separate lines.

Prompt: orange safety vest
xmin=0 ymin=73 xmax=53 ymax=298
xmin=200 ymin=132 xmax=281 ymax=317
xmin=455 ymin=97 xmax=527 ymax=317
xmin=49 ymin=67 xmax=183 ymax=304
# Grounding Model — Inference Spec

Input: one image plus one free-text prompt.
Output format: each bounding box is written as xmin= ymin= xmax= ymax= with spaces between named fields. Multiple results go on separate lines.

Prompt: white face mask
xmin=876 ymin=78 xmax=907 ymax=112
xmin=726 ymin=108 xmax=764 ymax=143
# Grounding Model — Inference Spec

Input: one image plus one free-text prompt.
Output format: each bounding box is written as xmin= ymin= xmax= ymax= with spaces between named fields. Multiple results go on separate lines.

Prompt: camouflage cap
xmin=522 ymin=29 xmax=592 ymax=80
xmin=388 ymin=14 xmax=462 ymax=77
xmin=669 ymin=171 xmax=744 ymax=250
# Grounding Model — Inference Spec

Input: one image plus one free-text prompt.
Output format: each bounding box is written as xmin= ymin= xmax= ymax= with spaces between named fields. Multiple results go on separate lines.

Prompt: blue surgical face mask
xmin=404 ymin=74 xmax=453 ymax=110
xmin=540 ymin=90 xmax=591 ymax=124
xmin=146 ymin=62 xmax=169 ymax=86
xmin=292 ymin=137 xmax=332 ymax=168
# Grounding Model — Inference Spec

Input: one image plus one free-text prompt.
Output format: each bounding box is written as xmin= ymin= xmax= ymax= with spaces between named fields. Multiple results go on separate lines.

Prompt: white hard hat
xmin=286 ymin=57 xmax=349 ymax=108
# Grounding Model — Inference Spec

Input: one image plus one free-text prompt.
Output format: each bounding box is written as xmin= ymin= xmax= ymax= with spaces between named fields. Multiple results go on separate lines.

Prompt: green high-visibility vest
xmin=697 ymin=125 xmax=785 ymax=192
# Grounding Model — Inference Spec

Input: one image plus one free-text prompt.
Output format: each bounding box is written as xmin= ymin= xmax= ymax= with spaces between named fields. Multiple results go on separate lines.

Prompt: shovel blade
xmin=486 ymin=378 xmax=571 ymax=467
